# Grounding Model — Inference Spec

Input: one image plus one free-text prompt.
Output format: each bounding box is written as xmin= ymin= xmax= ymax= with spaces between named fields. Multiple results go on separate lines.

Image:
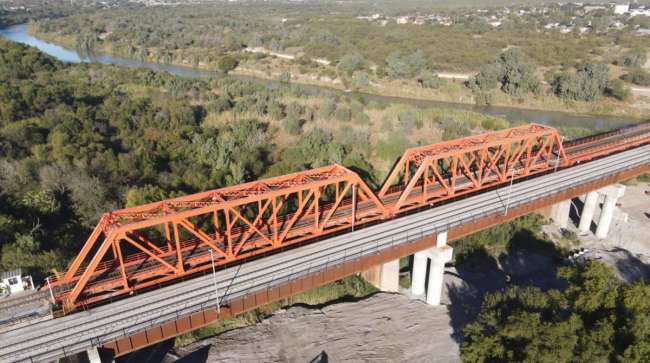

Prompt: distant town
xmin=356 ymin=3 xmax=650 ymax=36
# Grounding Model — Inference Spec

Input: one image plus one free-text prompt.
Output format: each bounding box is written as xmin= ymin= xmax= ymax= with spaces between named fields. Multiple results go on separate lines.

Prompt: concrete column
xmin=436 ymin=231 xmax=448 ymax=248
xmin=379 ymin=259 xmax=400 ymax=292
xmin=552 ymin=199 xmax=571 ymax=229
xmin=578 ymin=191 xmax=599 ymax=233
xmin=411 ymin=252 xmax=428 ymax=296
xmin=425 ymin=246 xmax=453 ymax=306
xmin=87 ymin=347 xmax=102 ymax=363
xmin=595 ymin=185 xmax=625 ymax=239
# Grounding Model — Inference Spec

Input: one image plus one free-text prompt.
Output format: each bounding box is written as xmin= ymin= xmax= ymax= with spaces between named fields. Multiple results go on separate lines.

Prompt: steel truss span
xmin=49 ymin=122 xmax=650 ymax=309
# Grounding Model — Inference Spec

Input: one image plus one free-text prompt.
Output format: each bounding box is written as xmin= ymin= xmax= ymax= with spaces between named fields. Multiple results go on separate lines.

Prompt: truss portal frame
xmin=379 ymin=123 xmax=567 ymax=213
xmin=54 ymin=165 xmax=387 ymax=308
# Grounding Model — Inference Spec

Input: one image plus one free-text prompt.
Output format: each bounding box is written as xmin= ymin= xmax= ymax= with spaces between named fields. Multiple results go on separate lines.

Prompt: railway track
xmin=1 ymin=142 xmax=649 ymax=363
xmin=4 ymin=122 xmax=650 ymax=325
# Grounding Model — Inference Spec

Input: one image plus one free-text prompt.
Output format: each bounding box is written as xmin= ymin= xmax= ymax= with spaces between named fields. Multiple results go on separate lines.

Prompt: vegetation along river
xmin=1 ymin=23 xmax=644 ymax=132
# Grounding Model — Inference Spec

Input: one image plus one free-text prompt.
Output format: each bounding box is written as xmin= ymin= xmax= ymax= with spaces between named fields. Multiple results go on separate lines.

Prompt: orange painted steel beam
xmin=54 ymin=165 xmax=387 ymax=308
xmin=50 ymin=122 xmax=650 ymax=310
xmin=379 ymin=123 xmax=567 ymax=213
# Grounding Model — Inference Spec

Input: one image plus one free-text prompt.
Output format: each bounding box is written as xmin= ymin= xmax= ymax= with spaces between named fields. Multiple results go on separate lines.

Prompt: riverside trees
xmin=462 ymin=261 xmax=650 ymax=363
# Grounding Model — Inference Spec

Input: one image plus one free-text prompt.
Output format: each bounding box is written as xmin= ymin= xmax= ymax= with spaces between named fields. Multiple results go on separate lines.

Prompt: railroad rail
xmin=2 ymin=138 xmax=649 ymax=363
xmin=44 ymin=122 xmax=650 ymax=310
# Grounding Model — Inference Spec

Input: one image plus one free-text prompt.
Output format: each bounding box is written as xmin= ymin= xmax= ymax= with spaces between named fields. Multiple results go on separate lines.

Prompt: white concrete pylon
xmin=411 ymin=252 xmax=428 ymax=296
xmin=87 ymin=347 xmax=102 ymax=363
xmin=378 ymin=259 xmax=400 ymax=292
xmin=436 ymin=231 xmax=448 ymax=248
xmin=425 ymin=246 xmax=453 ymax=306
xmin=578 ymin=191 xmax=599 ymax=233
xmin=595 ymin=185 xmax=625 ymax=239
xmin=553 ymin=199 xmax=571 ymax=229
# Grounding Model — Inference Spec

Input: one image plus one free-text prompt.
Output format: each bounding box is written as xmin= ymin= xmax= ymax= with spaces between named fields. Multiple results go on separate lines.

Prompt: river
xmin=0 ymin=23 xmax=644 ymax=131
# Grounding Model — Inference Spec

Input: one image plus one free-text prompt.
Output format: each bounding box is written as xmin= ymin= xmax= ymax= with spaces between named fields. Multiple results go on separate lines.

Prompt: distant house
xmin=396 ymin=16 xmax=410 ymax=24
xmin=636 ymin=28 xmax=650 ymax=36
xmin=614 ymin=4 xmax=630 ymax=15
xmin=0 ymin=269 xmax=34 ymax=296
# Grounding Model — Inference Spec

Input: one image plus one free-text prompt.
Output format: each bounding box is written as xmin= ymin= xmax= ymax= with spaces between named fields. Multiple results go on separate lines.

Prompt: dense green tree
xmin=470 ymin=49 xmax=540 ymax=98
xmin=217 ymin=55 xmax=238 ymax=74
xmin=462 ymin=262 xmax=650 ymax=363
xmin=386 ymin=50 xmax=427 ymax=79
xmin=337 ymin=53 xmax=364 ymax=75
xmin=552 ymin=63 xmax=610 ymax=102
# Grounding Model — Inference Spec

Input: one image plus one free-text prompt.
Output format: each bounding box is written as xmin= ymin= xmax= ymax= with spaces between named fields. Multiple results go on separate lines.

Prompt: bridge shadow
xmin=116 ymin=339 xmax=175 ymax=363
xmin=308 ymin=350 xmax=329 ymax=363
xmin=174 ymin=345 xmax=211 ymax=363
xmin=610 ymin=247 xmax=650 ymax=282
xmin=446 ymin=230 xmax=565 ymax=344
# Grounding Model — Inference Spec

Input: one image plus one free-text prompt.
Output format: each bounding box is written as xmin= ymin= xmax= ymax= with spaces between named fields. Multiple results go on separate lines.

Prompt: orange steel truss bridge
xmin=46 ymin=122 xmax=650 ymax=310
xmin=1 ymin=122 xmax=650 ymax=363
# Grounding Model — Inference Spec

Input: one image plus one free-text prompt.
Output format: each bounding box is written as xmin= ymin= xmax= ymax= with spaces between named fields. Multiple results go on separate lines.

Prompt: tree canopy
xmin=462 ymin=261 xmax=650 ymax=363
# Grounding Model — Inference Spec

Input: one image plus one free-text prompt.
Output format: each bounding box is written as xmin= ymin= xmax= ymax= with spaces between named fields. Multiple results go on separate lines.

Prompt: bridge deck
xmin=1 ymin=143 xmax=649 ymax=363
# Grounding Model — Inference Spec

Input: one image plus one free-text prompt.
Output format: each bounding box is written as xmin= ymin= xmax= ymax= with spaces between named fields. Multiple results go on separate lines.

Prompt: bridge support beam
xmin=596 ymin=185 xmax=626 ymax=239
xmin=410 ymin=251 xmax=428 ymax=296
xmin=578 ymin=191 xmax=600 ymax=233
xmin=410 ymin=232 xmax=453 ymax=306
xmin=362 ymin=259 xmax=400 ymax=292
xmin=551 ymin=199 xmax=571 ymax=229
xmin=85 ymin=347 xmax=114 ymax=363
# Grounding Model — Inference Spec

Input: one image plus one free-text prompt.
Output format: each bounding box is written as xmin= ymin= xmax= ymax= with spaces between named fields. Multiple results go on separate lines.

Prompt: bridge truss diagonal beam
xmin=54 ymin=165 xmax=386 ymax=308
xmin=379 ymin=123 xmax=567 ymax=213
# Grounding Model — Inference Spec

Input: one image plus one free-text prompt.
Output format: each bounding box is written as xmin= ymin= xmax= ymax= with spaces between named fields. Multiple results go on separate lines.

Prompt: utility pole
xmin=208 ymin=249 xmax=220 ymax=314
xmin=351 ymin=184 xmax=357 ymax=231
xmin=554 ymin=136 xmax=565 ymax=172
xmin=46 ymin=276 xmax=55 ymax=305
xmin=504 ymin=166 xmax=516 ymax=216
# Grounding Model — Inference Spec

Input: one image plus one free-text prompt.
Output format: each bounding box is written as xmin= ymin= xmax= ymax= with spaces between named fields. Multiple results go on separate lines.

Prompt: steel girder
xmin=52 ymin=122 xmax=650 ymax=309
xmin=378 ymin=123 xmax=567 ymax=213
xmin=54 ymin=165 xmax=386 ymax=308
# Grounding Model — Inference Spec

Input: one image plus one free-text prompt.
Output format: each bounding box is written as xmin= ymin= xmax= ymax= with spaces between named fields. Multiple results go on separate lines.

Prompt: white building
xmin=614 ymin=4 xmax=630 ymax=15
xmin=0 ymin=269 xmax=34 ymax=296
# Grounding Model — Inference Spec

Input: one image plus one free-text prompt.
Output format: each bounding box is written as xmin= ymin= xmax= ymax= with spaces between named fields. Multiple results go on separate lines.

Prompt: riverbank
xmin=26 ymin=25 xmax=650 ymax=121
xmin=233 ymin=59 xmax=650 ymax=120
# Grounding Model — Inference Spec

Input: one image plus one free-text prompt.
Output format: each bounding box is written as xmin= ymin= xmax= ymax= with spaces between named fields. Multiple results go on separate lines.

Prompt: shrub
xmin=334 ymin=105 xmax=352 ymax=122
xmin=552 ymin=63 xmax=610 ymax=102
xmin=351 ymin=71 xmax=369 ymax=89
xmin=319 ymin=98 xmax=337 ymax=119
xmin=337 ymin=53 xmax=364 ymax=75
xmin=605 ymin=79 xmax=631 ymax=101
xmin=278 ymin=71 xmax=291 ymax=84
xmin=282 ymin=117 xmax=303 ymax=135
xmin=217 ymin=55 xmax=238 ymax=73
xmin=420 ymin=72 xmax=444 ymax=89
xmin=622 ymin=68 xmax=650 ymax=86
xmin=469 ymin=49 xmax=540 ymax=97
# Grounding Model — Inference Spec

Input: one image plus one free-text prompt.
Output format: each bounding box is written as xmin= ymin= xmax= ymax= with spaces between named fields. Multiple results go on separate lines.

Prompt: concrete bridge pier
xmin=362 ymin=259 xmax=400 ymax=292
xmin=551 ymin=199 xmax=572 ymax=229
xmin=86 ymin=347 xmax=114 ymax=363
xmin=595 ymin=185 xmax=626 ymax=239
xmin=410 ymin=231 xmax=453 ymax=306
xmin=578 ymin=191 xmax=600 ymax=233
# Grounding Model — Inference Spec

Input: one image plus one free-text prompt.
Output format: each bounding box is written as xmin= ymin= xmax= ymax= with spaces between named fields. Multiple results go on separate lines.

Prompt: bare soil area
xmin=174 ymin=293 xmax=460 ymax=363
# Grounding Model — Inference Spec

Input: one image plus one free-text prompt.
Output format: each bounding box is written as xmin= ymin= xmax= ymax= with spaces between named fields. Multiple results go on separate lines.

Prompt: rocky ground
xmin=174 ymin=293 xmax=459 ymax=363
xmin=544 ymin=182 xmax=650 ymax=282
